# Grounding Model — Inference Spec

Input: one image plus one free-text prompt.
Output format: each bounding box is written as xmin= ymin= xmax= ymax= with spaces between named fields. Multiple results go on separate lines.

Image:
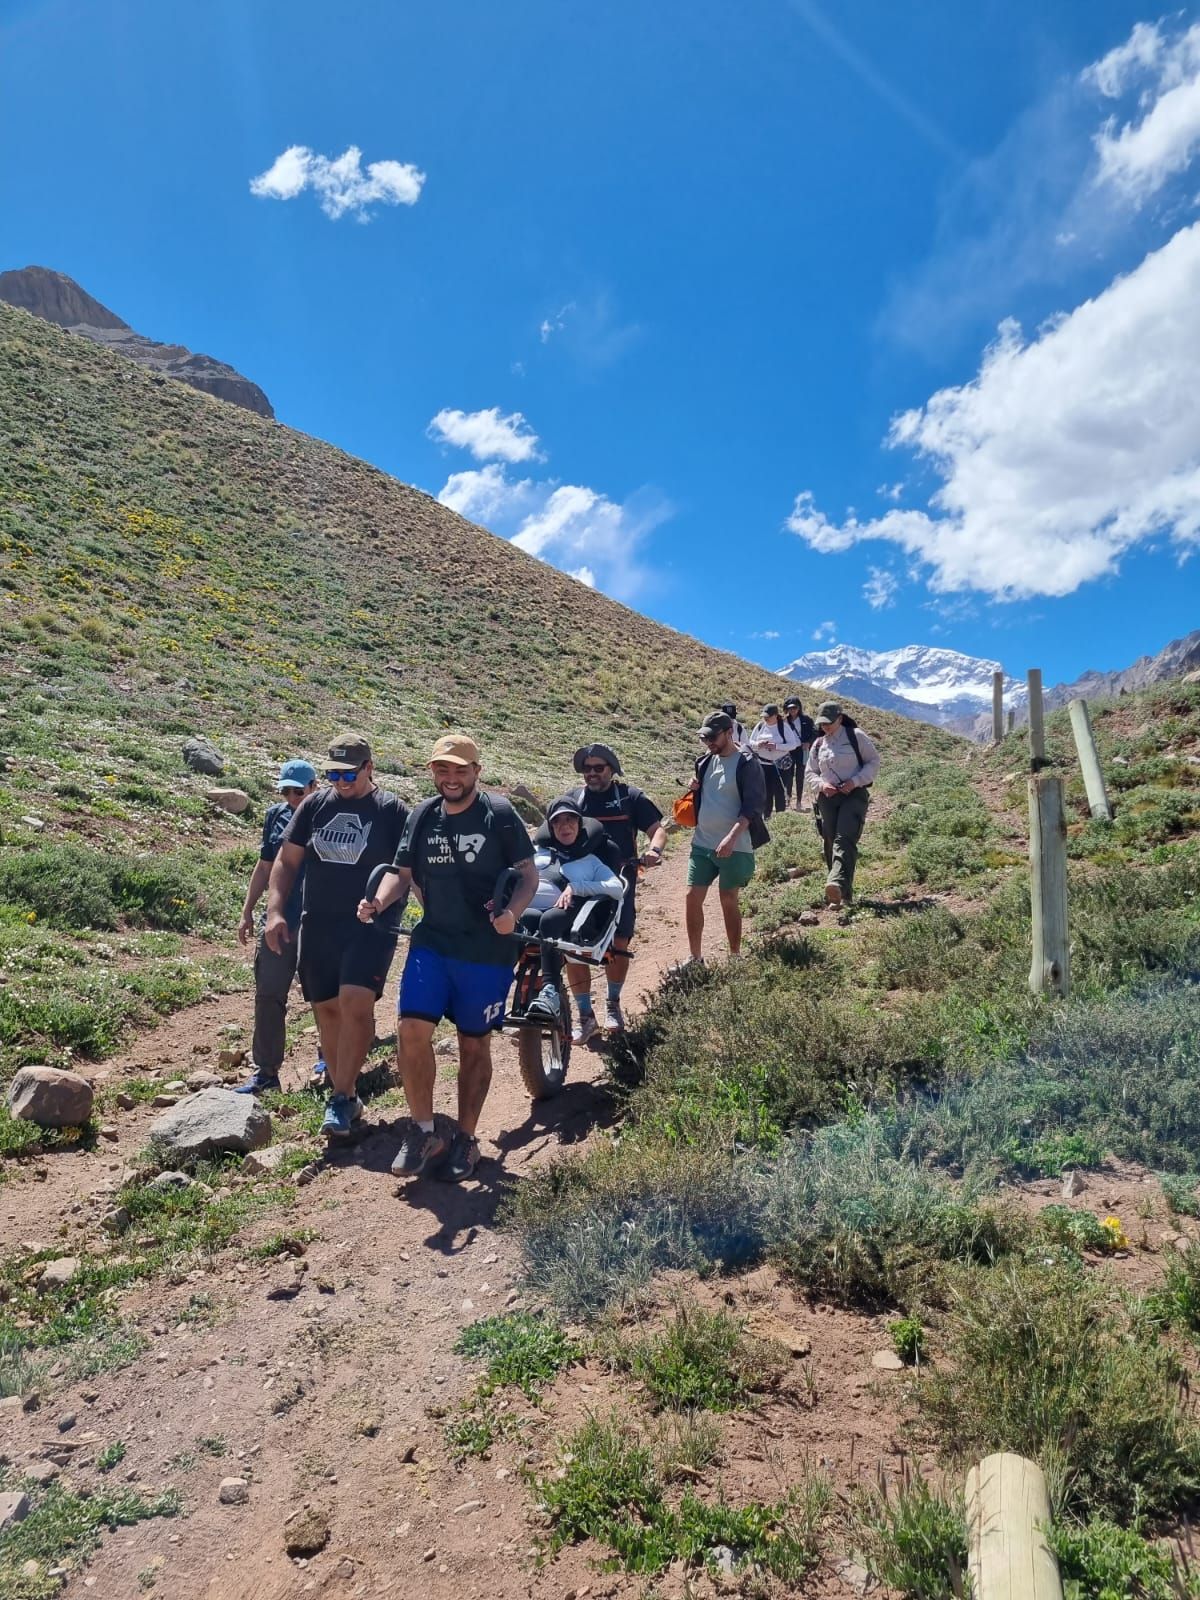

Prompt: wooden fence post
xmin=1007 ymin=708 xmax=1015 ymax=734
xmin=966 ymin=1453 xmax=1062 ymax=1600
xmin=1029 ymin=774 xmax=1069 ymax=997
xmin=1027 ymin=669 xmax=1046 ymax=769
xmin=1067 ymin=698 xmax=1112 ymax=821
xmin=992 ymin=670 xmax=1004 ymax=744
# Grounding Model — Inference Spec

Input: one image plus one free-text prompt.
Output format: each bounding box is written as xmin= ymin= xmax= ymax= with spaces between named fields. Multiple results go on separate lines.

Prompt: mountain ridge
xmin=0 ymin=265 xmax=274 ymax=419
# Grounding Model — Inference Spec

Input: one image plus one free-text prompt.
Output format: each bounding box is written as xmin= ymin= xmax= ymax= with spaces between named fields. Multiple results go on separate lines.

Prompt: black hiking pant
xmin=758 ymin=760 xmax=787 ymax=817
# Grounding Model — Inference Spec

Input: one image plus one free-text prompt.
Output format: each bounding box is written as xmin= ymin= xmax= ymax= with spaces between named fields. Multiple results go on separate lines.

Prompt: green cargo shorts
xmin=687 ymin=844 xmax=756 ymax=891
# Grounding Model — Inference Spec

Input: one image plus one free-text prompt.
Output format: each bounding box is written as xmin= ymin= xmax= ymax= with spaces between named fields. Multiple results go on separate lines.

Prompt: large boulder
xmin=150 ymin=1089 xmax=270 ymax=1161
xmin=183 ymin=736 xmax=224 ymax=777
xmin=7 ymin=1067 xmax=94 ymax=1128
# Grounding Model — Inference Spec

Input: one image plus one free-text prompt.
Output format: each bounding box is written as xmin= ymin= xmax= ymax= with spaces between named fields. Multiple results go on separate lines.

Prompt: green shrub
xmin=603 ymin=1305 xmax=782 ymax=1412
xmin=1047 ymin=1514 xmax=1199 ymax=1600
xmin=907 ymin=834 xmax=986 ymax=887
xmin=917 ymin=1261 xmax=1200 ymax=1520
xmin=890 ymin=1315 xmax=926 ymax=1364
xmin=453 ymin=1313 xmax=580 ymax=1398
xmin=851 ymin=1474 xmax=969 ymax=1599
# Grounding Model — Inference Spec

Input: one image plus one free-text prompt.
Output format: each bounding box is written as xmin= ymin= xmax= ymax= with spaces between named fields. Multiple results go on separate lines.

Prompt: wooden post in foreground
xmin=1067 ymin=698 xmax=1112 ymax=821
xmin=1029 ymin=774 xmax=1070 ymax=997
xmin=992 ymin=670 xmax=1004 ymax=744
xmin=966 ymin=1453 xmax=1062 ymax=1600
xmin=1027 ymin=669 xmax=1046 ymax=769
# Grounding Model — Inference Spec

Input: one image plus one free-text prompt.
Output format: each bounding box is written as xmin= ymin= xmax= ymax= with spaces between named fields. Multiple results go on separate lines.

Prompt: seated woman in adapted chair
xmin=516 ymin=795 xmax=625 ymax=1022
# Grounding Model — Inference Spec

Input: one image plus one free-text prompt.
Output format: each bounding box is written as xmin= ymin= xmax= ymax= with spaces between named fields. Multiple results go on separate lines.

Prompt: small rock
xmin=711 ymin=1545 xmax=738 ymax=1576
xmin=150 ymin=1089 xmax=271 ymax=1160
xmin=218 ymin=1477 xmax=249 ymax=1505
xmin=183 ymin=736 xmax=225 ymax=777
xmin=152 ymin=1094 xmax=180 ymax=1109
xmin=423 ymin=1548 xmax=436 ymax=1562
xmin=26 ymin=1461 xmax=59 ymax=1485
xmin=399 ymin=1443 xmax=417 ymax=1464
xmin=21 ymin=1560 xmax=41 ymax=1581
xmin=100 ymin=1206 xmax=130 ymax=1235
xmin=216 ymin=1049 xmax=246 ymax=1072
xmin=284 ymin=1505 xmax=331 ymax=1556
xmin=57 ymin=1413 xmax=76 ymax=1432
xmin=335 ymin=1558 xmax=355 ymax=1579
xmin=0 ymin=1491 xmax=30 ymax=1532
xmin=37 ymin=1257 xmax=80 ymax=1293
xmin=833 ymin=1557 xmax=875 ymax=1594
xmin=1061 ymin=1169 xmax=1088 ymax=1199
xmin=99 ymin=1125 xmax=119 ymax=1142
xmin=434 ymin=1039 xmax=456 ymax=1056
xmin=206 ymin=787 xmax=251 ymax=815
xmin=453 ymin=1499 xmax=484 ymax=1515
xmin=115 ymin=1093 xmax=136 ymax=1112
xmin=20 ymin=816 xmax=45 ymax=831
xmin=7 ymin=1067 xmax=94 ymax=1129
xmin=186 ymin=1071 xmax=223 ymax=1092
xmin=871 ymin=1349 xmax=905 ymax=1371
xmin=295 ymin=1161 xmax=322 ymax=1187
xmin=243 ymin=1145 xmax=294 ymax=1177
xmin=146 ymin=1171 xmax=198 ymax=1193
xmin=0 ymin=1395 xmax=20 ymax=1417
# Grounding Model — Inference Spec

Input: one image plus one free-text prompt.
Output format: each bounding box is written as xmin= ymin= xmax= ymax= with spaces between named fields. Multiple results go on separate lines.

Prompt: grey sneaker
xmin=390 ymin=1119 xmax=449 ymax=1178
xmin=439 ymin=1129 xmax=481 ymax=1183
xmin=571 ymin=1013 xmax=600 ymax=1046
xmin=526 ymin=983 xmax=561 ymax=1021
xmin=603 ymin=1000 xmax=625 ymax=1034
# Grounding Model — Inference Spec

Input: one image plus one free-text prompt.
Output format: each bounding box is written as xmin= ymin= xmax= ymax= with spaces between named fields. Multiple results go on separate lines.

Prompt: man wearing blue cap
xmin=235 ymin=759 xmax=317 ymax=1094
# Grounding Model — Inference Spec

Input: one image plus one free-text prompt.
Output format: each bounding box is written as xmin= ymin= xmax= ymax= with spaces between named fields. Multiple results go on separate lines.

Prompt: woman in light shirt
xmin=749 ymin=703 xmax=803 ymax=817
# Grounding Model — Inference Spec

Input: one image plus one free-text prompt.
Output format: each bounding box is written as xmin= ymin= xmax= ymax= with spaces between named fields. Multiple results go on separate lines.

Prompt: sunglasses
xmin=325 ymin=767 xmax=363 ymax=783
xmin=700 ymin=732 xmax=720 ymax=743
xmin=582 ymin=763 xmax=609 ymax=774
xmin=279 ymin=785 xmax=305 ymax=798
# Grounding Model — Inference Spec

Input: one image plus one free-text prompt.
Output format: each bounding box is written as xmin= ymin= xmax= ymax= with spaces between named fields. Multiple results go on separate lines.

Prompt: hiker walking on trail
xmin=235 ymin=759 xmax=318 ymax=1095
xmin=684 ymin=712 xmax=766 ymax=962
xmin=719 ymin=703 xmax=749 ymax=753
xmin=806 ymin=701 xmax=879 ymax=908
xmin=782 ymin=697 xmax=815 ymax=812
xmin=749 ymin=704 xmax=803 ymax=818
xmin=360 ymin=734 xmax=538 ymax=1184
xmin=567 ymin=743 xmax=667 ymax=1039
xmin=265 ymin=734 xmax=409 ymax=1139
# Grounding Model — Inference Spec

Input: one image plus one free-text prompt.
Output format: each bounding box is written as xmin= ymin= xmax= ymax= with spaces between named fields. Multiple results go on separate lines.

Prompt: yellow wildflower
xmin=1101 ymin=1215 xmax=1129 ymax=1250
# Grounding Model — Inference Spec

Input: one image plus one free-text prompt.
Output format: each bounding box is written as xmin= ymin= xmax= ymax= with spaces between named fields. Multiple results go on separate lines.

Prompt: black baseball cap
xmin=327 ymin=733 xmax=372 ymax=771
xmin=699 ymin=712 xmax=733 ymax=740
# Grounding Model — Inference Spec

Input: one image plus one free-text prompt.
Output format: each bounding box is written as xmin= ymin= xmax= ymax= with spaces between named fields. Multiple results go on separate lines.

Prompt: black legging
xmin=781 ymin=748 xmax=809 ymax=805
xmin=758 ymin=759 xmax=786 ymax=817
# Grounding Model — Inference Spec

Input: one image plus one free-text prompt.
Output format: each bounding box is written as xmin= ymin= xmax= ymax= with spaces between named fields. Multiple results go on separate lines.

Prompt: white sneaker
xmin=604 ymin=1000 xmax=625 ymax=1034
xmin=571 ymin=1013 xmax=600 ymax=1046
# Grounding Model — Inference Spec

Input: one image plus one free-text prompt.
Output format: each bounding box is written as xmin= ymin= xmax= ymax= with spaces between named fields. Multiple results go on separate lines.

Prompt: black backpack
xmin=404 ymin=791 xmax=527 ymax=888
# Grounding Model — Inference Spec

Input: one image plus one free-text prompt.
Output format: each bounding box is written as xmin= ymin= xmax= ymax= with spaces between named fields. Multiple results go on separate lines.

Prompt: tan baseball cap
xmin=327 ymin=732 xmax=372 ymax=771
xmin=429 ymin=733 xmax=480 ymax=767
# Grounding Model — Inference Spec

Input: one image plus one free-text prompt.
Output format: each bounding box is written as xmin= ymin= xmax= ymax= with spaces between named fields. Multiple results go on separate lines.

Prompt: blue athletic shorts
xmin=398 ymin=944 xmax=515 ymax=1037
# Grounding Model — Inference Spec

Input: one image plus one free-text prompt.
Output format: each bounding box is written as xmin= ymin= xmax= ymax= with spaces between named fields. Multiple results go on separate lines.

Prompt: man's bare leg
xmin=312 ymin=998 xmax=341 ymax=1086
xmin=718 ymin=887 xmax=743 ymax=955
xmin=455 ymin=1033 xmax=494 ymax=1137
xmin=329 ymin=984 xmax=376 ymax=1098
xmin=398 ymin=1016 xmax=437 ymax=1122
xmin=685 ymin=885 xmax=708 ymax=960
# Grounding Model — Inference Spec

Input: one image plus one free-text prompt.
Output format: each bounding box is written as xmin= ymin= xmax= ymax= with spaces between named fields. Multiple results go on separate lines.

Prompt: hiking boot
xmin=824 ymin=883 xmax=843 ymax=908
xmin=439 ymin=1129 xmax=481 ymax=1183
xmin=321 ymin=1092 xmax=364 ymax=1139
xmin=571 ymin=1013 xmax=600 ymax=1047
xmin=604 ymin=999 xmax=626 ymax=1034
xmin=234 ymin=1067 xmax=281 ymax=1096
xmin=525 ymin=983 xmax=561 ymax=1021
xmin=390 ymin=1119 xmax=449 ymax=1178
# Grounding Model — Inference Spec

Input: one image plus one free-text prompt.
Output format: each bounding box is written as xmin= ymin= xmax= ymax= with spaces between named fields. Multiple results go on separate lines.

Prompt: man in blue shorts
xmin=265 ymin=734 xmax=408 ymax=1139
xmin=359 ymin=734 xmax=538 ymax=1183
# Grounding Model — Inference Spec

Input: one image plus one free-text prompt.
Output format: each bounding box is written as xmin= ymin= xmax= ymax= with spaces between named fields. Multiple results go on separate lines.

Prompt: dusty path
xmin=2 ymin=858 xmax=693 ymax=1600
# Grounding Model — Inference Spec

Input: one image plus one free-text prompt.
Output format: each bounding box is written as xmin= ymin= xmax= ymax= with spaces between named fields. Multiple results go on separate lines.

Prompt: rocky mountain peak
xmin=0 ymin=265 xmax=273 ymax=419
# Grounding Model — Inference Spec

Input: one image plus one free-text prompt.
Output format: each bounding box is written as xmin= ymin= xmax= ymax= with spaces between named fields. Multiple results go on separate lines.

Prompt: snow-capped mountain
xmin=777 ymin=631 xmax=1200 ymax=739
xmin=776 ymin=644 xmax=1022 ymax=733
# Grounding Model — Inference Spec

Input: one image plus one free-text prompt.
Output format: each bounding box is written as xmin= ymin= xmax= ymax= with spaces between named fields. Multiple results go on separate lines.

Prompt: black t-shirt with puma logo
xmin=393 ymin=793 xmax=534 ymax=966
xmin=282 ymin=787 xmax=409 ymax=932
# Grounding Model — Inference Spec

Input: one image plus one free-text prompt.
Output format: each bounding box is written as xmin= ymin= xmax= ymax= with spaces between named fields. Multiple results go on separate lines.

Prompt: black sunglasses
xmin=279 ymin=785 xmax=305 ymax=797
xmin=325 ymin=766 xmax=363 ymax=783
xmin=582 ymin=763 xmax=609 ymax=774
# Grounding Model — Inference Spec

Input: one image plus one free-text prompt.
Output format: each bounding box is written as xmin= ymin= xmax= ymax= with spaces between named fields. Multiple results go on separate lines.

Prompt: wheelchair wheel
xmin=517 ymin=982 xmax=572 ymax=1101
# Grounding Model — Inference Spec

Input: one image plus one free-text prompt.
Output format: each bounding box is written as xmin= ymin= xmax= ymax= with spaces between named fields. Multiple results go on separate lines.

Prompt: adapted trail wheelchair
xmin=494 ymin=865 xmax=625 ymax=1101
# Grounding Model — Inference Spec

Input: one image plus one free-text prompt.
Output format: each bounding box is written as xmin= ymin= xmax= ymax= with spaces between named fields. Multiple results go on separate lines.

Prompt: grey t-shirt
xmin=695 ymin=754 xmax=753 ymax=855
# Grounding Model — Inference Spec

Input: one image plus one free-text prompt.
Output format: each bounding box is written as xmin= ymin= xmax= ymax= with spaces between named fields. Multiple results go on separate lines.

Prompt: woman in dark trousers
xmin=749 ymin=704 xmax=802 ymax=817
xmin=782 ymin=696 xmax=815 ymax=811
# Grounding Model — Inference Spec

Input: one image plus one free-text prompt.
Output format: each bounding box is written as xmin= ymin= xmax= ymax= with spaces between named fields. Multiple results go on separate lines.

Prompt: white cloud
xmin=536 ymin=292 xmax=641 ymax=368
xmin=863 ymin=567 xmax=899 ymax=609
xmin=539 ymin=303 xmax=575 ymax=342
xmin=788 ymin=222 xmax=1200 ymax=598
xmin=1089 ymin=21 xmax=1200 ymax=202
xmin=812 ymin=620 xmax=837 ymax=643
xmin=428 ymin=406 xmax=542 ymax=464
xmin=437 ymin=467 xmax=669 ymax=602
xmin=250 ymin=144 xmax=425 ymax=221
xmin=752 ymin=630 xmax=781 ymax=640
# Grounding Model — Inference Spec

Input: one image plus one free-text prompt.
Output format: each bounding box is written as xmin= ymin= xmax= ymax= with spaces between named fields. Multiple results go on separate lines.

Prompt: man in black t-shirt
xmin=568 ymin=742 xmax=667 ymax=1038
xmin=265 ymin=733 xmax=408 ymax=1140
xmin=360 ymin=734 xmax=538 ymax=1183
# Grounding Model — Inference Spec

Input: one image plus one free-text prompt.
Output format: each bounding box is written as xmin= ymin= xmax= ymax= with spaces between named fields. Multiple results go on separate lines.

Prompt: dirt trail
xmin=2 ymin=860 xmax=696 ymax=1600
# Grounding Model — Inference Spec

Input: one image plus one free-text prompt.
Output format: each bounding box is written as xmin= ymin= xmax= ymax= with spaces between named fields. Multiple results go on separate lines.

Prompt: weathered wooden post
xmin=1027 ymin=669 xmax=1047 ymax=769
xmin=1029 ymin=773 xmax=1070 ymax=997
xmin=1067 ymin=698 xmax=1112 ymax=821
xmin=1007 ymin=708 xmax=1015 ymax=734
xmin=992 ymin=670 xmax=1004 ymax=744
xmin=966 ymin=1453 xmax=1062 ymax=1600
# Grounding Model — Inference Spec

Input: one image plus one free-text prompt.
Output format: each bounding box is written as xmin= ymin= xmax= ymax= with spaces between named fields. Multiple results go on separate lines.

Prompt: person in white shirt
xmin=749 ymin=703 xmax=803 ymax=817
xmin=805 ymin=700 xmax=880 ymax=908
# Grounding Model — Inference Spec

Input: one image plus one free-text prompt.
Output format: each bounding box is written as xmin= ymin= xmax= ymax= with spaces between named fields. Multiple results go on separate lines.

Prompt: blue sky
xmin=2 ymin=0 xmax=1198 ymax=685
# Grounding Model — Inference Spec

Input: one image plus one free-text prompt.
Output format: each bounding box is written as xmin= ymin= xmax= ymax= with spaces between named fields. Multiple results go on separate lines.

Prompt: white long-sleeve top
xmin=748 ymin=718 xmax=804 ymax=765
xmin=806 ymin=723 xmax=880 ymax=795
xmin=528 ymin=848 xmax=626 ymax=912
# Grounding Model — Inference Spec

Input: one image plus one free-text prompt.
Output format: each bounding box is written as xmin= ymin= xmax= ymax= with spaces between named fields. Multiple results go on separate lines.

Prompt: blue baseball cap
xmin=276 ymin=759 xmax=316 ymax=790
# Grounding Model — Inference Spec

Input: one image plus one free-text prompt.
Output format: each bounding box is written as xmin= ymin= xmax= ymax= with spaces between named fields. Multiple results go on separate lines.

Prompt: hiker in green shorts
xmin=684 ymin=712 xmax=767 ymax=962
